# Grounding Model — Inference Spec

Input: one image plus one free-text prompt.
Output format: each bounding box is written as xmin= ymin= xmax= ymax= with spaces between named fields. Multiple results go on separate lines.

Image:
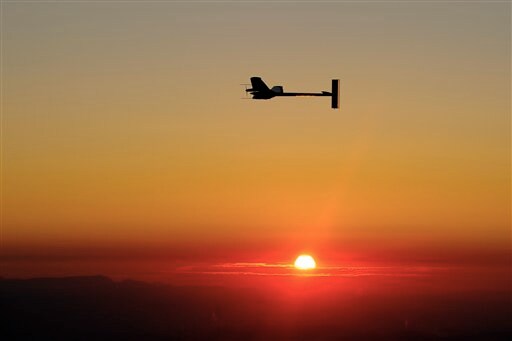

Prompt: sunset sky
xmin=1 ymin=1 xmax=510 ymax=281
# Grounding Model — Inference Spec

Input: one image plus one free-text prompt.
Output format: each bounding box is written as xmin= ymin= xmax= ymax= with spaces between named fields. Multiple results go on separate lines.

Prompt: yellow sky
xmin=2 ymin=2 xmax=510 ymax=250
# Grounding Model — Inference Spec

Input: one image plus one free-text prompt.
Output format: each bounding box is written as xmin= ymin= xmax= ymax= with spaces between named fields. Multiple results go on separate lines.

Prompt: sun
xmin=294 ymin=255 xmax=316 ymax=270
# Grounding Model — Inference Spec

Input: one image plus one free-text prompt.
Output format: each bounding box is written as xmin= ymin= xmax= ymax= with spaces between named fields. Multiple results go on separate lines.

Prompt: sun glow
xmin=294 ymin=255 xmax=316 ymax=270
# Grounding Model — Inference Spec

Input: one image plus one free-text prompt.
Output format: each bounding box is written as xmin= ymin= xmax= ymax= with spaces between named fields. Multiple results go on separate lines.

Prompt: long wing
xmin=249 ymin=77 xmax=270 ymax=92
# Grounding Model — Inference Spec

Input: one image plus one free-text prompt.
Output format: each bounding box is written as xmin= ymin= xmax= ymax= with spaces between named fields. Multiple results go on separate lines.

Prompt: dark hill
xmin=1 ymin=276 xmax=510 ymax=340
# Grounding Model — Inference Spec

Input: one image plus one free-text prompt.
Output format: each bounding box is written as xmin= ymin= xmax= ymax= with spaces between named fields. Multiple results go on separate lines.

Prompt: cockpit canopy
xmin=271 ymin=86 xmax=283 ymax=94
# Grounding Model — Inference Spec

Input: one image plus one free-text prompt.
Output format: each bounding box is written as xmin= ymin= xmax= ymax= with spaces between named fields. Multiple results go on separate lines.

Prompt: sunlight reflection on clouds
xmin=176 ymin=262 xmax=446 ymax=277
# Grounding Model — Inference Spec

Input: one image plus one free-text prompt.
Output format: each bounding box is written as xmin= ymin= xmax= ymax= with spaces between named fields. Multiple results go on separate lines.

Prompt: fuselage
xmin=251 ymin=90 xmax=332 ymax=100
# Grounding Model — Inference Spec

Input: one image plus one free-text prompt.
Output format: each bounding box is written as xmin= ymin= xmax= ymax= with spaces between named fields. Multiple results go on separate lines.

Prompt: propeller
xmin=240 ymin=83 xmax=251 ymax=99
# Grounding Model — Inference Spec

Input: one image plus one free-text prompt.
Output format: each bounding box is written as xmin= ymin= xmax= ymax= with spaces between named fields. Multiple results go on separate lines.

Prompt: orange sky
xmin=1 ymin=2 xmax=510 ymax=278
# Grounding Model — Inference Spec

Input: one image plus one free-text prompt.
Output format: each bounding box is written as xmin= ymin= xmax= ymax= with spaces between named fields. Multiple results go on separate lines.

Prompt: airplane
xmin=244 ymin=77 xmax=340 ymax=109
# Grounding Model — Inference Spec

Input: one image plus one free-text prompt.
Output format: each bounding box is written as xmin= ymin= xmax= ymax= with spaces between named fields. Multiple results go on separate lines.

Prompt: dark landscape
xmin=2 ymin=275 xmax=511 ymax=340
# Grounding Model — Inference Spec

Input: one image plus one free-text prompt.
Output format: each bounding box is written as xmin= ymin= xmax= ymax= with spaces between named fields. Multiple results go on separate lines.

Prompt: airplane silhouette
xmin=245 ymin=77 xmax=340 ymax=109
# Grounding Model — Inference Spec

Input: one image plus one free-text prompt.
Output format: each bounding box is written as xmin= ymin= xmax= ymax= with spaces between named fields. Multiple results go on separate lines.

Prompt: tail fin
xmin=250 ymin=77 xmax=270 ymax=92
xmin=331 ymin=79 xmax=340 ymax=109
